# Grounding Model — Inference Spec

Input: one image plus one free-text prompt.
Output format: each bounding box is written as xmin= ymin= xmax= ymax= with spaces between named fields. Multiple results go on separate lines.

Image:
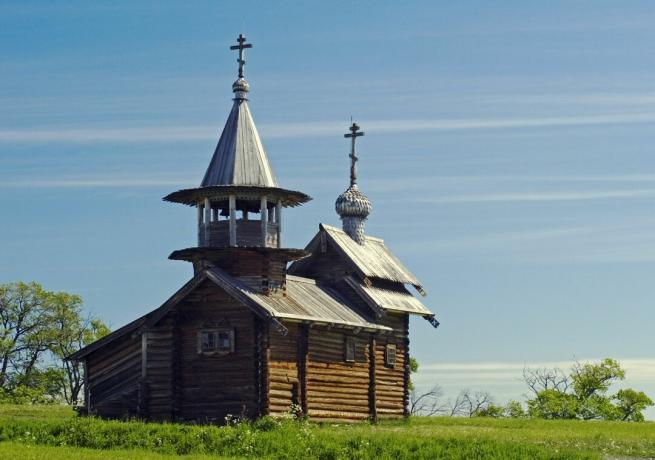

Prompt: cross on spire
xmin=230 ymin=33 xmax=253 ymax=78
xmin=344 ymin=122 xmax=365 ymax=186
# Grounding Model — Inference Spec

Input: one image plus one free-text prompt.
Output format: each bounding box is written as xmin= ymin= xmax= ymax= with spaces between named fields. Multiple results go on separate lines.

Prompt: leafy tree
xmin=504 ymin=400 xmax=526 ymax=418
xmin=524 ymin=358 xmax=653 ymax=422
xmin=526 ymin=389 xmax=579 ymax=419
xmin=613 ymin=389 xmax=654 ymax=422
xmin=0 ymin=281 xmax=109 ymax=404
xmin=0 ymin=282 xmax=54 ymax=387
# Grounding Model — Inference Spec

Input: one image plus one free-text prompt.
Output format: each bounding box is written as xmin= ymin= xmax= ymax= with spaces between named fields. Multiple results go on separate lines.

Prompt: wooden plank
xmin=369 ymin=336 xmax=377 ymax=422
xmin=298 ymin=323 xmax=308 ymax=415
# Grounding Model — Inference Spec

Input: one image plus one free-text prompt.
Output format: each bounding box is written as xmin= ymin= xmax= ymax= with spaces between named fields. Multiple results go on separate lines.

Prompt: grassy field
xmin=0 ymin=405 xmax=653 ymax=459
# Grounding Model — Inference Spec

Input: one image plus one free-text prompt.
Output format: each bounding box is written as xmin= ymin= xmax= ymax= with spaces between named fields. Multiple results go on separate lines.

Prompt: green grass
xmin=0 ymin=404 xmax=653 ymax=459
xmin=0 ymin=442 xmax=235 ymax=459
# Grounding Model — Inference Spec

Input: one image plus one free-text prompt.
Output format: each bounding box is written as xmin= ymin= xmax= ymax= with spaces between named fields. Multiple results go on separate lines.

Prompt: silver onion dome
xmin=335 ymin=184 xmax=372 ymax=219
xmin=232 ymin=78 xmax=250 ymax=99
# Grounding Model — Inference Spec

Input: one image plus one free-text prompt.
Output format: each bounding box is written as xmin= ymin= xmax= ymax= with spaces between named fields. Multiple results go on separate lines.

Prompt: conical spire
xmin=335 ymin=122 xmax=372 ymax=244
xmin=201 ymin=34 xmax=278 ymax=188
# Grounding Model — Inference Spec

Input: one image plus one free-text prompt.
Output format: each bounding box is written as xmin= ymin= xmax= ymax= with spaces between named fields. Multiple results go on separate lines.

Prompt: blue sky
xmin=2 ymin=1 xmax=654 ymax=414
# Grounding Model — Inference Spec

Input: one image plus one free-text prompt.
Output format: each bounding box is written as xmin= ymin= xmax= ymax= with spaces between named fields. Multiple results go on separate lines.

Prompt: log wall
xmin=375 ymin=312 xmax=409 ymax=419
xmin=267 ymin=323 xmax=300 ymax=415
xmin=145 ymin=316 xmax=175 ymax=420
xmin=86 ymin=332 xmax=142 ymax=419
xmin=174 ymin=280 xmax=258 ymax=422
xmin=305 ymin=328 xmax=373 ymax=422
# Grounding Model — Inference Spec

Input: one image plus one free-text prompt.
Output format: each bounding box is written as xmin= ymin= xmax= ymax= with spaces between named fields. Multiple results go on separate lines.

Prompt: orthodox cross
xmin=344 ymin=122 xmax=365 ymax=186
xmin=230 ymin=34 xmax=253 ymax=78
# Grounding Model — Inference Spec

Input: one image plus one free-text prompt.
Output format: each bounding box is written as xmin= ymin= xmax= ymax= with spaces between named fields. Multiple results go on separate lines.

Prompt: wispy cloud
xmin=0 ymin=178 xmax=196 ymax=188
xmin=2 ymin=112 xmax=655 ymax=143
xmin=415 ymin=358 xmax=655 ymax=385
xmin=416 ymin=189 xmax=655 ymax=204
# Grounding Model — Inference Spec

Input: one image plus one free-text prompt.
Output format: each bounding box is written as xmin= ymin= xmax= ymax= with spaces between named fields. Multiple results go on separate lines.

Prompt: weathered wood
xmin=298 ymin=323 xmax=308 ymax=415
xmin=369 ymin=336 xmax=377 ymax=422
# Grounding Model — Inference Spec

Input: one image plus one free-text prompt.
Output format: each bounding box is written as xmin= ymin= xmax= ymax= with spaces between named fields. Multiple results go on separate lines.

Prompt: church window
xmin=385 ymin=343 xmax=396 ymax=368
xmin=344 ymin=337 xmax=355 ymax=362
xmin=199 ymin=328 xmax=235 ymax=354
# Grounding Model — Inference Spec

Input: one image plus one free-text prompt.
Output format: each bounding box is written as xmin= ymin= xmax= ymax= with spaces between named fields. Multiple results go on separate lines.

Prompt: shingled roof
xmin=68 ymin=264 xmax=389 ymax=361
xmin=201 ymin=94 xmax=277 ymax=188
xmin=291 ymin=224 xmax=425 ymax=291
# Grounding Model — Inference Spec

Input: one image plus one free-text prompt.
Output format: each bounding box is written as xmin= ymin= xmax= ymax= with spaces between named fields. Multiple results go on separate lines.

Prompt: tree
xmin=0 ymin=281 xmax=109 ymax=404
xmin=0 ymin=282 xmax=55 ymax=388
xmin=410 ymin=384 xmax=447 ymax=416
xmin=50 ymin=293 xmax=109 ymax=405
xmin=524 ymin=358 xmax=653 ymax=422
xmin=613 ymin=389 xmax=654 ymax=422
xmin=449 ymin=389 xmax=494 ymax=417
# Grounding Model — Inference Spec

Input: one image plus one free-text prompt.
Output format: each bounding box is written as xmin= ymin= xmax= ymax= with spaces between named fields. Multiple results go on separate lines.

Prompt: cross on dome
xmin=344 ymin=122 xmax=365 ymax=186
xmin=230 ymin=33 xmax=253 ymax=78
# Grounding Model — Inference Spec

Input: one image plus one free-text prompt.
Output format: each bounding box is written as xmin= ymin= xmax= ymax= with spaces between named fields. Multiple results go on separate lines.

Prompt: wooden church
xmin=69 ymin=35 xmax=438 ymax=423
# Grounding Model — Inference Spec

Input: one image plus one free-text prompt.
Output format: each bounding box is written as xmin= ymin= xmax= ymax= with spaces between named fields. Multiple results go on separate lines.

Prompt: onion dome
xmin=336 ymin=122 xmax=370 ymax=244
xmin=335 ymin=184 xmax=372 ymax=219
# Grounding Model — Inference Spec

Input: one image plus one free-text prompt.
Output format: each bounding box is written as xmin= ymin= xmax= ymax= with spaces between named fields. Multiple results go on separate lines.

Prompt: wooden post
xmin=172 ymin=314 xmax=181 ymax=421
xmin=403 ymin=315 xmax=410 ymax=418
xmin=369 ymin=336 xmax=377 ymax=422
xmin=260 ymin=196 xmax=268 ymax=247
xmin=197 ymin=203 xmax=203 ymax=246
xmin=229 ymin=195 xmax=237 ymax=246
xmin=138 ymin=331 xmax=148 ymax=417
xmin=276 ymin=200 xmax=282 ymax=248
xmin=203 ymin=197 xmax=211 ymax=246
xmin=141 ymin=331 xmax=148 ymax=378
xmin=298 ymin=324 xmax=309 ymax=415
xmin=262 ymin=323 xmax=270 ymax=415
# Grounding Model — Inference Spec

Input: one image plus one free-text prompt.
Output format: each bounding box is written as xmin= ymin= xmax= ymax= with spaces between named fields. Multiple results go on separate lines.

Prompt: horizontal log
xmin=307 ymin=373 xmax=368 ymax=386
xmin=307 ymin=385 xmax=369 ymax=396
xmin=309 ymin=397 xmax=369 ymax=407
xmin=306 ymin=367 xmax=369 ymax=378
xmin=307 ymin=409 xmax=369 ymax=419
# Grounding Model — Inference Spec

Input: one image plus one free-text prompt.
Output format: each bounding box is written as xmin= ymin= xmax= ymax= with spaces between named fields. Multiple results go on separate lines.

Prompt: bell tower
xmin=164 ymin=35 xmax=311 ymax=292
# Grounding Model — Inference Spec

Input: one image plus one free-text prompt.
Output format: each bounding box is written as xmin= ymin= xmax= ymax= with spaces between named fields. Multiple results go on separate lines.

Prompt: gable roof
xmin=68 ymin=265 xmax=389 ymax=361
xmin=201 ymin=98 xmax=277 ymax=188
xmin=344 ymin=276 xmax=433 ymax=317
xmin=291 ymin=224 xmax=425 ymax=292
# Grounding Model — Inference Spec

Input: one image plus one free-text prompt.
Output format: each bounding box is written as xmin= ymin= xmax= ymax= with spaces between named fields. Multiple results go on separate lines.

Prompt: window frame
xmin=198 ymin=328 xmax=235 ymax=355
xmin=385 ymin=343 xmax=397 ymax=368
xmin=344 ymin=336 xmax=356 ymax=363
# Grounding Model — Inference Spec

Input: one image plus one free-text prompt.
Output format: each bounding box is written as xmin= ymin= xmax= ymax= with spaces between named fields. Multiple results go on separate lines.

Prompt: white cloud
xmin=416 ymin=189 xmax=655 ymax=204
xmin=415 ymin=358 xmax=655 ymax=383
xmin=2 ymin=112 xmax=655 ymax=143
xmin=0 ymin=178 xmax=196 ymax=188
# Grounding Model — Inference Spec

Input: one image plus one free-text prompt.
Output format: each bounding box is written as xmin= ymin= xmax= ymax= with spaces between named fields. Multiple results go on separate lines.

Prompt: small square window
xmin=385 ymin=343 xmax=396 ymax=368
xmin=344 ymin=337 xmax=355 ymax=362
xmin=201 ymin=332 xmax=217 ymax=351
xmin=199 ymin=329 xmax=234 ymax=355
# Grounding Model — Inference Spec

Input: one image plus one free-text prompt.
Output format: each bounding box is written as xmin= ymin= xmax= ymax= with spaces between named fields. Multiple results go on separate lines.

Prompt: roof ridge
xmin=320 ymin=222 xmax=384 ymax=243
xmin=286 ymin=274 xmax=317 ymax=284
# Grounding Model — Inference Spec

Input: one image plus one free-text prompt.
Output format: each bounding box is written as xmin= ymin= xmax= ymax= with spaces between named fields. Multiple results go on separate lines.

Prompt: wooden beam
xmin=369 ymin=336 xmax=377 ymax=422
xmin=298 ymin=323 xmax=309 ymax=415
xmin=260 ymin=196 xmax=268 ymax=247
xmin=141 ymin=331 xmax=148 ymax=378
xmin=197 ymin=203 xmax=203 ymax=246
xmin=204 ymin=197 xmax=211 ymax=247
xmin=276 ymin=200 xmax=282 ymax=248
xmin=403 ymin=315 xmax=410 ymax=418
xmin=229 ymin=194 xmax=237 ymax=246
